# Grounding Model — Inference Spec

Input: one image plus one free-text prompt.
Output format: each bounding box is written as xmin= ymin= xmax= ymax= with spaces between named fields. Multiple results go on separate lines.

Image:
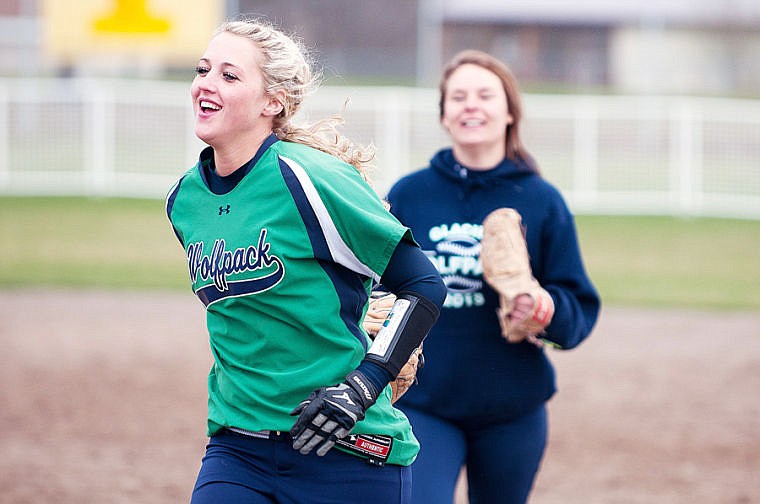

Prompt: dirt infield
xmin=2 ymin=289 xmax=758 ymax=504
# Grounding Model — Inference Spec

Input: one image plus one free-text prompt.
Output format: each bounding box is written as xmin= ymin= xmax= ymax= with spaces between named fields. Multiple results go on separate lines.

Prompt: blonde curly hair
xmin=216 ymin=18 xmax=376 ymax=182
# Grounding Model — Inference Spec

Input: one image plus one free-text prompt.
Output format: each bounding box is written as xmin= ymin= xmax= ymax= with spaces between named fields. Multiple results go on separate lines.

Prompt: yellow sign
xmin=42 ymin=0 xmax=222 ymax=65
xmin=93 ymin=0 xmax=171 ymax=34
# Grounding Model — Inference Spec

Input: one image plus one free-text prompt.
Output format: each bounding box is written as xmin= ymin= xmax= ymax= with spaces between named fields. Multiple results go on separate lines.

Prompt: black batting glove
xmin=289 ymin=370 xmax=379 ymax=456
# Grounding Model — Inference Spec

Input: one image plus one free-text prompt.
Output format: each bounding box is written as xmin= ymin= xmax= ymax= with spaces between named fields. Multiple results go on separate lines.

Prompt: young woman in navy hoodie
xmin=384 ymin=50 xmax=601 ymax=504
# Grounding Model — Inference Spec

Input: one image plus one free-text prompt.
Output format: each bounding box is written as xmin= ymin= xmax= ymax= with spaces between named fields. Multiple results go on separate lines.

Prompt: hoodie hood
xmin=429 ymin=148 xmax=536 ymax=189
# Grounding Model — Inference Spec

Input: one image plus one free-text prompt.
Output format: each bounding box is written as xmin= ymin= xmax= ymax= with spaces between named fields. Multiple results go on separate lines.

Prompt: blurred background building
xmin=2 ymin=0 xmax=759 ymax=96
xmin=1 ymin=0 xmax=758 ymax=219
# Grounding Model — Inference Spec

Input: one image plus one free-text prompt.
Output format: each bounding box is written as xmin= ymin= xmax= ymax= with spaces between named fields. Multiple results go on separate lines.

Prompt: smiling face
xmin=440 ymin=63 xmax=513 ymax=165
xmin=190 ymin=31 xmax=283 ymax=154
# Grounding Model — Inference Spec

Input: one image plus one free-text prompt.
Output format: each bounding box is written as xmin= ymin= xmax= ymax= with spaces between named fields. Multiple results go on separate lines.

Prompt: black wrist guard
xmin=364 ymin=290 xmax=440 ymax=377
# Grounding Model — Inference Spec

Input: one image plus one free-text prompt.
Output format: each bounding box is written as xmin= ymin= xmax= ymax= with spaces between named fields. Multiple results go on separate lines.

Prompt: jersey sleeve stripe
xmin=165 ymin=175 xmax=186 ymax=247
xmin=279 ymin=155 xmax=377 ymax=280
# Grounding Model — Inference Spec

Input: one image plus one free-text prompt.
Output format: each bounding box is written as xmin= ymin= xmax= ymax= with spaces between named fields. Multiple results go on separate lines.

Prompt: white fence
xmin=1 ymin=77 xmax=759 ymax=219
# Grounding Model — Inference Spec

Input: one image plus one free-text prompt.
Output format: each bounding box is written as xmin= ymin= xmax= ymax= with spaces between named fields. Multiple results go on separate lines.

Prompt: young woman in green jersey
xmin=166 ymin=18 xmax=446 ymax=504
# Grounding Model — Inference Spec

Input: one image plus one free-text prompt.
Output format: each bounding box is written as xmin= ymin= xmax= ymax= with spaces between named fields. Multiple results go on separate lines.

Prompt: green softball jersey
xmin=166 ymin=136 xmax=419 ymax=465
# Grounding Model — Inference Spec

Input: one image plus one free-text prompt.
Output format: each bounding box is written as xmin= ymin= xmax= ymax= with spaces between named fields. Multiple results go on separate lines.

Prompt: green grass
xmin=0 ymin=196 xmax=188 ymax=291
xmin=1 ymin=196 xmax=759 ymax=311
xmin=576 ymin=215 xmax=760 ymax=310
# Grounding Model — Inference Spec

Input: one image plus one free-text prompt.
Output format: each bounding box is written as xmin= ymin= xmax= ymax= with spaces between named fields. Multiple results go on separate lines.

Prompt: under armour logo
xmin=218 ymin=205 xmax=230 ymax=215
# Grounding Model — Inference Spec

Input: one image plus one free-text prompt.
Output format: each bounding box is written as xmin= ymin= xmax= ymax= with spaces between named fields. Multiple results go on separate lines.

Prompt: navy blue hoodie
xmin=387 ymin=148 xmax=600 ymax=426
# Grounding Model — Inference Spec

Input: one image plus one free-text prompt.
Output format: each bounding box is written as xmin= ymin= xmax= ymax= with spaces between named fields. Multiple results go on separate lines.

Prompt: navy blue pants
xmin=402 ymin=404 xmax=547 ymax=504
xmin=191 ymin=430 xmax=412 ymax=504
